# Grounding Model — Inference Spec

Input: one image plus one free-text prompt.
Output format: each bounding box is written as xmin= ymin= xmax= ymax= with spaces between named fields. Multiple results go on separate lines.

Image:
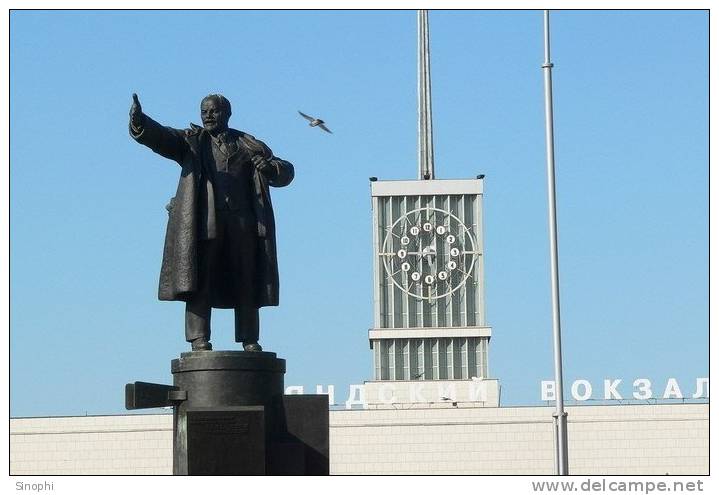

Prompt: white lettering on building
xmin=409 ymin=383 xmax=427 ymax=403
xmin=604 ymin=379 xmax=622 ymax=400
xmin=276 ymin=376 xmax=708 ymax=407
xmin=469 ymin=378 xmax=488 ymax=402
xmin=541 ymin=380 xmax=556 ymax=401
xmin=662 ymin=378 xmax=683 ymax=399
xmin=378 ymin=383 xmax=396 ymax=404
xmin=539 ymin=377 xmax=707 ymax=402
xmin=692 ymin=378 xmax=709 ymax=398
xmin=632 ymin=378 xmax=652 ymax=400
xmin=315 ymin=385 xmax=335 ymax=405
xmin=571 ymin=380 xmax=592 ymax=401
xmin=345 ymin=384 xmax=366 ymax=409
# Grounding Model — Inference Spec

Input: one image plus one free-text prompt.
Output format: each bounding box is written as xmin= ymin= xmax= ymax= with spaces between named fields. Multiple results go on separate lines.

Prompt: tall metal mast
xmin=418 ymin=10 xmax=435 ymax=180
xmin=542 ymin=9 xmax=569 ymax=475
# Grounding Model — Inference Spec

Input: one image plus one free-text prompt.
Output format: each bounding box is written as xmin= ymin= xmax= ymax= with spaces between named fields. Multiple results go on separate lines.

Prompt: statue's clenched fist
xmin=252 ymin=154 xmax=271 ymax=174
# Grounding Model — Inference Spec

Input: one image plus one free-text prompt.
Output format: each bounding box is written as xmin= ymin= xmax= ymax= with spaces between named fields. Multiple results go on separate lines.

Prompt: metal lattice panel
xmin=371 ymin=337 xmax=488 ymax=381
xmin=369 ymin=179 xmax=491 ymax=383
xmin=371 ymin=180 xmax=485 ymax=330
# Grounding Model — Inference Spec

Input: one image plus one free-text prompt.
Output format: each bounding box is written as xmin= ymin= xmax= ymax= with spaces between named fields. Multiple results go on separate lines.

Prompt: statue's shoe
xmin=243 ymin=342 xmax=263 ymax=352
xmin=191 ymin=339 xmax=213 ymax=351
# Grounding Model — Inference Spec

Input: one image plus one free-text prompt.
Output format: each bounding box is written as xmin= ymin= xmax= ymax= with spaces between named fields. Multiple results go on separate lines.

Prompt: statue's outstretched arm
xmin=129 ymin=93 xmax=188 ymax=164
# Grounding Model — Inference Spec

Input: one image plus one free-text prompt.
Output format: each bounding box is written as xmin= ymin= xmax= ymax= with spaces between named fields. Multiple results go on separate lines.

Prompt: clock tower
xmin=364 ymin=179 xmax=499 ymax=408
xmin=363 ymin=11 xmax=499 ymax=407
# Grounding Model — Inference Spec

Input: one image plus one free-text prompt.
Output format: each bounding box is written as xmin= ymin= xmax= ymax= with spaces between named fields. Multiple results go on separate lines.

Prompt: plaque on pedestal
xmin=186 ymin=407 xmax=265 ymax=475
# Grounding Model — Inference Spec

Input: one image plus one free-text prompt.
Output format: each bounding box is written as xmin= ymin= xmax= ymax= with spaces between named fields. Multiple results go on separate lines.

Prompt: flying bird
xmin=298 ymin=111 xmax=332 ymax=133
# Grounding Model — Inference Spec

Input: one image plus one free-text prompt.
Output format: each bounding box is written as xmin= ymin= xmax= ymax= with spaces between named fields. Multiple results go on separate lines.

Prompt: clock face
xmin=380 ymin=206 xmax=480 ymax=300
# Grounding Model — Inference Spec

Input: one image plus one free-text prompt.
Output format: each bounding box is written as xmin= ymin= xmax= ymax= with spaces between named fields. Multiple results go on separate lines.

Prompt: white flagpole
xmin=542 ymin=9 xmax=569 ymax=475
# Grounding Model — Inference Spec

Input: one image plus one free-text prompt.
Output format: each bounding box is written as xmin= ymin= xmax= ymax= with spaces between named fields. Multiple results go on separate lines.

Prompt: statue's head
xmin=200 ymin=94 xmax=232 ymax=134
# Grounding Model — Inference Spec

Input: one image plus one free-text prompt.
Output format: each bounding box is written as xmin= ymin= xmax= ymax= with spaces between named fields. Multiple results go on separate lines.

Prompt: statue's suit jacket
xmin=130 ymin=115 xmax=294 ymax=308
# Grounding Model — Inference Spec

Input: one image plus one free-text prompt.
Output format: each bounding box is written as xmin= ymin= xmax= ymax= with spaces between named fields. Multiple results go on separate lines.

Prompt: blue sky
xmin=9 ymin=10 xmax=708 ymax=417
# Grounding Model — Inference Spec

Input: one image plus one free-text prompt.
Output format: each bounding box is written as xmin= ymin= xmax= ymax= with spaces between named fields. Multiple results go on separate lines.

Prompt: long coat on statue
xmin=130 ymin=115 xmax=294 ymax=308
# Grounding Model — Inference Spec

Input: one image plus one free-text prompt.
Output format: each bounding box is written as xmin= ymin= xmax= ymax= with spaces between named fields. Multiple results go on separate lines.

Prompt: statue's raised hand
xmin=130 ymin=93 xmax=143 ymax=128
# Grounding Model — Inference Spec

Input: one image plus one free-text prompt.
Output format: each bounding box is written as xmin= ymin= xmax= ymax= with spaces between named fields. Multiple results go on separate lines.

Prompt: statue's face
xmin=200 ymin=98 xmax=230 ymax=133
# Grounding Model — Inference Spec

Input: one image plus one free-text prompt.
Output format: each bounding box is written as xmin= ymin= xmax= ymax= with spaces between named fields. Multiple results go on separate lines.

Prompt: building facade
xmin=10 ymin=403 xmax=708 ymax=475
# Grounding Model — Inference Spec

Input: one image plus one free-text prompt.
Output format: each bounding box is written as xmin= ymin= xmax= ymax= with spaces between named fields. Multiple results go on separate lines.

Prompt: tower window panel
xmin=438 ymin=339 xmax=448 ymax=380
xmin=409 ymin=339 xmax=420 ymax=380
xmin=400 ymin=339 xmax=409 ymax=380
xmin=467 ymin=337 xmax=477 ymax=378
xmin=370 ymin=340 xmax=382 ymax=380
xmin=388 ymin=339 xmax=396 ymax=380
xmin=480 ymin=338 xmax=488 ymax=378
xmin=423 ymin=338 xmax=433 ymax=380
xmin=380 ymin=340 xmax=390 ymax=380
xmin=432 ymin=338 xmax=440 ymax=379
xmin=451 ymin=338 xmax=461 ymax=379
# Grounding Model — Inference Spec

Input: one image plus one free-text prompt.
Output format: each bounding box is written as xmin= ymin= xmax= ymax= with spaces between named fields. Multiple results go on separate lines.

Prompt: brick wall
xmin=10 ymin=403 xmax=708 ymax=475
xmin=10 ymin=414 xmax=173 ymax=475
xmin=329 ymin=404 xmax=708 ymax=475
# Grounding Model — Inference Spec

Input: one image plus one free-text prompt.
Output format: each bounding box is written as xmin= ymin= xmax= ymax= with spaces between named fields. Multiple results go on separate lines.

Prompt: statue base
xmin=126 ymin=350 xmax=329 ymax=475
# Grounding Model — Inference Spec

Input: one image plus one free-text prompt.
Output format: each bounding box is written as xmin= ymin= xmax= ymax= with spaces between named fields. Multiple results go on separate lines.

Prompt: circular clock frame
xmin=380 ymin=206 xmax=479 ymax=300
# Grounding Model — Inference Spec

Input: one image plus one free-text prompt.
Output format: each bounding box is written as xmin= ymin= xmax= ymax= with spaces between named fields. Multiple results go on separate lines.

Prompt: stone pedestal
xmin=163 ymin=350 xmax=328 ymax=475
xmin=127 ymin=350 xmax=328 ymax=475
xmin=171 ymin=351 xmax=285 ymax=475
